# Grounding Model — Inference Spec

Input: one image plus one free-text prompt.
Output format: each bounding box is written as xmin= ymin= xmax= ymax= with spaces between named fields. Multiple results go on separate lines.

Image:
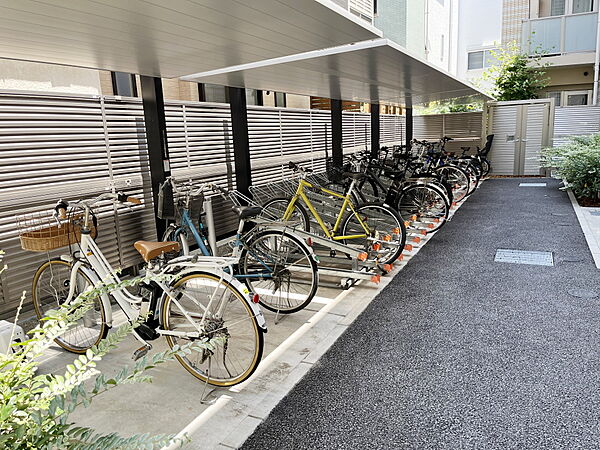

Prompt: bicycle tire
xmin=435 ymin=166 xmax=469 ymax=203
xmin=160 ymin=271 xmax=264 ymax=387
xmin=240 ymin=229 xmax=318 ymax=314
xmin=341 ymin=202 xmax=406 ymax=265
xmin=32 ymin=259 xmax=108 ymax=354
xmin=397 ymin=184 xmax=449 ymax=232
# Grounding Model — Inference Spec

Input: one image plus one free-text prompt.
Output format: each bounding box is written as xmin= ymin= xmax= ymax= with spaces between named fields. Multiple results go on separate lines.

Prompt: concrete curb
xmin=567 ymin=189 xmax=600 ymax=269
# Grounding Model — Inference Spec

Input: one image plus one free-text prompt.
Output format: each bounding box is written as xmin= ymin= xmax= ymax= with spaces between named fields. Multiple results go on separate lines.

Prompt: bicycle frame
xmin=283 ymin=178 xmax=370 ymax=241
xmin=171 ymin=204 xmax=277 ymax=281
xmin=62 ymin=207 xmax=266 ymax=335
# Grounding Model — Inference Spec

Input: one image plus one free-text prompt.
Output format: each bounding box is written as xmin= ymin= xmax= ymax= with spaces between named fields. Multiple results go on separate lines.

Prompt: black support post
xmin=370 ymin=103 xmax=380 ymax=160
xmin=140 ymin=76 xmax=170 ymax=238
xmin=228 ymin=87 xmax=252 ymax=198
xmin=406 ymin=107 xmax=413 ymax=151
xmin=331 ymin=98 xmax=343 ymax=168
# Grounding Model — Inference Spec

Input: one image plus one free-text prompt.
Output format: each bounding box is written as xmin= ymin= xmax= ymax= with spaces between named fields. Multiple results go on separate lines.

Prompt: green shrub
xmin=542 ymin=134 xmax=600 ymax=200
xmin=0 ymin=251 xmax=218 ymax=449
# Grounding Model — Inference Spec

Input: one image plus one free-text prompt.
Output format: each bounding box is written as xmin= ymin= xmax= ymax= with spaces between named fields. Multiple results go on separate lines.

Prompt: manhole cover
xmin=495 ymin=249 xmax=554 ymax=266
xmin=519 ymin=183 xmax=547 ymax=187
xmin=568 ymin=289 xmax=598 ymax=299
xmin=589 ymin=210 xmax=600 ymax=217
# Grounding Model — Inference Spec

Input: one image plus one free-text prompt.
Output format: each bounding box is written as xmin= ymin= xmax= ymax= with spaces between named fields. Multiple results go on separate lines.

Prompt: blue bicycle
xmin=161 ymin=177 xmax=319 ymax=314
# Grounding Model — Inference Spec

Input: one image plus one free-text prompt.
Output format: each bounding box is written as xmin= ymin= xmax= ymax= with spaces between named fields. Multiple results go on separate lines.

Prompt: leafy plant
xmin=416 ymin=99 xmax=483 ymax=115
xmin=542 ymin=134 xmax=600 ymax=200
xmin=0 ymin=252 xmax=219 ymax=449
xmin=483 ymin=41 xmax=550 ymax=101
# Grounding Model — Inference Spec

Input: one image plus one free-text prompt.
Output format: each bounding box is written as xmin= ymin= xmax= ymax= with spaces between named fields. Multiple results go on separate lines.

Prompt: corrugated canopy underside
xmin=0 ymin=0 xmax=381 ymax=77
xmin=183 ymin=39 xmax=491 ymax=106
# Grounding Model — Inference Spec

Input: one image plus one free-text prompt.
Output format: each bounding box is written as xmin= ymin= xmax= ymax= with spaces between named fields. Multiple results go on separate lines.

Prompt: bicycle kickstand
xmin=200 ymin=359 xmax=216 ymax=404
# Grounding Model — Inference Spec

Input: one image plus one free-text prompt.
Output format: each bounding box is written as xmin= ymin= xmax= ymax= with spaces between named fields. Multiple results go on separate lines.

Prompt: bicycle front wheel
xmin=341 ymin=203 xmax=406 ymax=265
xmin=32 ymin=259 xmax=108 ymax=353
xmin=436 ymin=166 xmax=469 ymax=203
xmin=261 ymin=197 xmax=310 ymax=231
xmin=240 ymin=229 xmax=318 ymax=314
xmin=160 ymin=271 xmax=264 ymax=387
xmin=397 ymin=184 xmax=449 ymax=232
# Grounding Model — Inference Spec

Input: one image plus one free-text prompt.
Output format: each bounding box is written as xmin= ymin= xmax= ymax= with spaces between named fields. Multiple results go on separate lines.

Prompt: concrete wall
xmin=0 ymin=60 xmax=101 ymax=95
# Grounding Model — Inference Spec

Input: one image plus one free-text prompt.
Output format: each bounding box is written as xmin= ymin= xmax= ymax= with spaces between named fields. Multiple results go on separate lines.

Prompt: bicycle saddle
xmin=134 ymin=241 xmax=180 ymax=262
xmin=234 ymin=206 xmax=263 ymax=220
xmin=342 ymin=172 xmax=367 ymax=181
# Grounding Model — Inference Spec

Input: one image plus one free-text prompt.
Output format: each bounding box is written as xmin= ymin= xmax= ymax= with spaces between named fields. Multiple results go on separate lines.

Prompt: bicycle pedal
xmin=132 ymin=344 xmax=152 ymax=361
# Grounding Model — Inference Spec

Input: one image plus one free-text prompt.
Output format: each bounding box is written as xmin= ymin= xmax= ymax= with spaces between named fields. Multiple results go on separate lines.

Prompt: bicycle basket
xmin=157 ymin=180 xmax=176 ymax=220
xmin=188 ymin=192 xmax=205 ymax=220
xmin=16 ymin=211 xmax=97 ymax=252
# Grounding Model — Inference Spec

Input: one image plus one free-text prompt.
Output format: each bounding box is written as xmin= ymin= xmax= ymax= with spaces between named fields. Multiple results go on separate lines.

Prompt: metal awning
xmin=0 ymin=0 xmax=381 ymax=78
xmin=182 ymin=38 xmax=491 ymax=105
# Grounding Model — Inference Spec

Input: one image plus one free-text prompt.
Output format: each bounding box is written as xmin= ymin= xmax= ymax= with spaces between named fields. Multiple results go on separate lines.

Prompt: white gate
xmin=486 ymin=99 xmax=554 ymax=175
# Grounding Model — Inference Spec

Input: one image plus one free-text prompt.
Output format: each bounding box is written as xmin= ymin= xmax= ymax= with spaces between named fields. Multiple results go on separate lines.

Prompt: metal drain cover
xmin=494 ymin=249 xmax=554 ymax=266
xmin=519 ymin=183 xmax=547 ymax=187
xmin=568 ymin=289 xmax=598 ymax=299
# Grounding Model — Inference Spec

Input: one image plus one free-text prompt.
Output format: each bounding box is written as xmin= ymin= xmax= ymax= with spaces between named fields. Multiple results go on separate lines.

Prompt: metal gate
xmin=486 ymin=99 xmax=554 ymax=175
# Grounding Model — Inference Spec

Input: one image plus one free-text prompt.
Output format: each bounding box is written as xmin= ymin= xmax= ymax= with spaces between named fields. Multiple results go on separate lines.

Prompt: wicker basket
xmin=17 ymin=212 xmax=97 ymax=252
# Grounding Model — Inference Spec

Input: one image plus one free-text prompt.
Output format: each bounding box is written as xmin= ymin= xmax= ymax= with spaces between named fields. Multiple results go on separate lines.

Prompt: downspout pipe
xmin=593 ymin=10 xmax=600 ymax=105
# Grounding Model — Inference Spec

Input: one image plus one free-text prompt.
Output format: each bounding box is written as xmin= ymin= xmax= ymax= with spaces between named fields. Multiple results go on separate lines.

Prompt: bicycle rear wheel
xmin=240 ymin=229 xmax=318 ymax=314
xmin=397 ymin=184 xmax=449 ymax=232
xmin=160 ymin=271 xmax=264 ymax=387
xmin=32 ymin=259 xmax=108 ymax=353
xmin=341 ymin=203 xmax=406 ymax=265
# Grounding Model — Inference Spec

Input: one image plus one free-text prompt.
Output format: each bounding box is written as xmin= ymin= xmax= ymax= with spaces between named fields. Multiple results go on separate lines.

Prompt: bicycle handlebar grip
xmin=288 ymin=161 xmax=298 ymax=171
xmin=126 ymin=196 xmax=142 ymax=205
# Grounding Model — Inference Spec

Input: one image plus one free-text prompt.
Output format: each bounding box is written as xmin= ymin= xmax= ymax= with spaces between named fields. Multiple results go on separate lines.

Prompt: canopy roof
xmin=0 ymin=0 xmax=381 ymax=78
xmin=182 ymin=38 xmax=491 ymax=105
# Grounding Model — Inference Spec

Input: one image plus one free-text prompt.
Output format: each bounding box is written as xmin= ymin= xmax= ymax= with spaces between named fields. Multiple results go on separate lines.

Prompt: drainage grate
xmin=519 ymin=183 xmax=547 ymax=187
xmin=494 ymin=249 xmax=554 ymax=266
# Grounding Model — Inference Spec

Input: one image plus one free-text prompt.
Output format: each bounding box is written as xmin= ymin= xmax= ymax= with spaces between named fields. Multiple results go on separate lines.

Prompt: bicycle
xmin=160 ymin=178 xmax=319 ymax=314
xmin=23 ymin=192 xmax=266 ymax=387
xmin=262 ymin=162 xmax=406 ymax=265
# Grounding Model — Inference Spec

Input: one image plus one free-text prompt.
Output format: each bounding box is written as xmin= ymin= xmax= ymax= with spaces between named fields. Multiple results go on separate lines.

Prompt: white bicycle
xmin=28 ymin=192 xmax=266 ymax=387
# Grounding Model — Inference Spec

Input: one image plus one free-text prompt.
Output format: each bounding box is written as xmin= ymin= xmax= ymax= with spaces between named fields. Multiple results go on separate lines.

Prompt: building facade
xmin=518 ymin=0 xmax=598 ymax=106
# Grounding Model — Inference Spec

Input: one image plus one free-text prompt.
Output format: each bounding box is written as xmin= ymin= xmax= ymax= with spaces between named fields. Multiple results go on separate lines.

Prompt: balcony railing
xmin=521 ymin=12 xmax=598 ymax=56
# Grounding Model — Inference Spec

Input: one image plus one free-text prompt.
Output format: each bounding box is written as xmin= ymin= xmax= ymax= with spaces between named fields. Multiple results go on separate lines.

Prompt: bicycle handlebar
xmin=55 ymin=191 xmax=142 ymax=216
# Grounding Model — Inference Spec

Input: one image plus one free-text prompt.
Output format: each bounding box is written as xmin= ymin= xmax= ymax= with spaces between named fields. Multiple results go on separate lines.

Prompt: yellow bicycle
xmin=262 ymin=162 xmax=406 ymax=265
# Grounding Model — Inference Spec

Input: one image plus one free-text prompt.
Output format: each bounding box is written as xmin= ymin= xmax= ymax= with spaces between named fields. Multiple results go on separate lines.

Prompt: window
xmin=573 ymin=0 xmax=594 ymax=13
xmin=111 ymin=72 xmax=137 ymax=97
xmin=199 ymin=83 xmax=229 ymax=103
xmin=547 ymin=91 xmax=562 ymax=106
xmin=551 ymin=0 xmax=566 ymax=15
xmin=275 ymin=92 xmax=287 ymax=108
xmin=467 ymin=49 xmax=497 ymax=70
xmin=566 ymin=91 xmax=589 ymax=105
xmin=245 ymin=89 xmax=263 ymax=106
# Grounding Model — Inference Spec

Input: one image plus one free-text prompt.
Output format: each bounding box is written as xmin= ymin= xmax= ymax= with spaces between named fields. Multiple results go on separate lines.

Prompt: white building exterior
xmin=454 ymin=0 xmax=503 ymax=89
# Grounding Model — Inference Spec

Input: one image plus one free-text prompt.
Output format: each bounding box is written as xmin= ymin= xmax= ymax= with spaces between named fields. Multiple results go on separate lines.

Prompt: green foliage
xmin=483 ymin=41 xmax=550 ymax=101
xmin=0 ymin=253 xmax=220 ymax=449
xmin=416 ymin=99 xmax=483 ymax=115
xmin=542 ymin=134 xmax=600 ymax=199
